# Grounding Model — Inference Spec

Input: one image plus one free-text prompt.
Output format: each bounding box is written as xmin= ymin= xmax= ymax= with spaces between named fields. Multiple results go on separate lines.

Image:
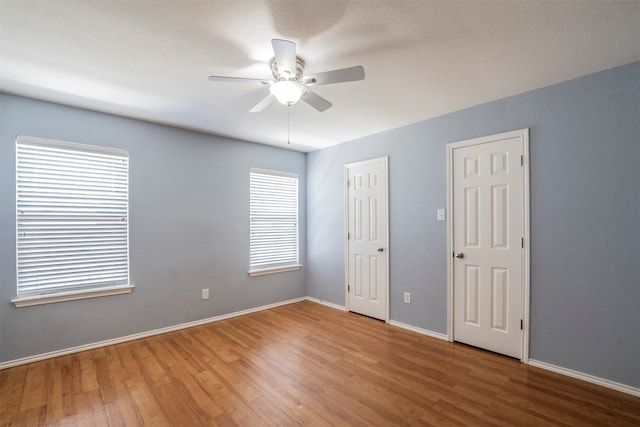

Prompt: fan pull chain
xmin=287 ymin=106 xmax=291 ymax=144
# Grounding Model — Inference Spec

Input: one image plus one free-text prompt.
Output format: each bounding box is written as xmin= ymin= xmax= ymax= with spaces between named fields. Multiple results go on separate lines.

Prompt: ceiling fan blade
xmin=249 ymin=93 xmax=276 ymax=113
xmin=208 ymin=75 xmax=270 ymax=84
xmin=272 ymin=39 xmax=297 ymax=76
xmin=303 ymin=65 xmax=365 ymax=86
xmin=301 ymin=89 xmax=332 ymax=112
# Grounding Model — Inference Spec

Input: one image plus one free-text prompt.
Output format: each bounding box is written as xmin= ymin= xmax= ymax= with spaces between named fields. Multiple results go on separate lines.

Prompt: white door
xmin=450 ymin=130 xmax=529 ymax=359
xmin=346 ymin=157 xmax=388 ymax=321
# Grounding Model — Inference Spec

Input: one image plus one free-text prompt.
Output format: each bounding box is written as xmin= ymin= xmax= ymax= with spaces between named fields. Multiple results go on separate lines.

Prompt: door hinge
xmin=521 ymin=237 xmax=524 ymax=248
xmin=520 ymin=319 xmax=523 ymax=330
xmin=347 ymin=232 xmax=350 ymax=240
xmin=348 ymin=284 xmax=350 ymax=292
xmin=520 ymin=155 xmax=523 ymax=166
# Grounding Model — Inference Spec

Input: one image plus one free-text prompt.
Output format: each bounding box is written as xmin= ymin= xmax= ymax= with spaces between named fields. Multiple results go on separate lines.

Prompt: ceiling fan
xmin=208 ymin=39 xmax=365 ymax=113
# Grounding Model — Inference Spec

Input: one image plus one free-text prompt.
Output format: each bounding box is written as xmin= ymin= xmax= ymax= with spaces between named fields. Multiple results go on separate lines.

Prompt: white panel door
xmin=346 ymin=158 xmax=388 ymax=321
xmin=452 ymin=134 xmax=525 ymax=358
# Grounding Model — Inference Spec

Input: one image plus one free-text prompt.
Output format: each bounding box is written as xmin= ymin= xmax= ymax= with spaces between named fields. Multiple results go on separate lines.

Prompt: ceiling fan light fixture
xmin=209 ymin=39 xmax=363 ymax=113
xmin=270 ymin=80 xmax=306 ymax=106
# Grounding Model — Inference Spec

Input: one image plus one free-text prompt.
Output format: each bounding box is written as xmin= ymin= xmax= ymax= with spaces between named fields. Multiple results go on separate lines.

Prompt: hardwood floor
xmin=1 ymin=301 xmax=639 ymax=426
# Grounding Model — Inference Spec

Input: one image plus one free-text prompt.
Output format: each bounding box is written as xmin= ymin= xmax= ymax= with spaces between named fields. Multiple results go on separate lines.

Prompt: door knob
xmin=454 ymin=252 xmax=464 ymax=259
xmin=377 ymin=248 xmax=384 ymax=252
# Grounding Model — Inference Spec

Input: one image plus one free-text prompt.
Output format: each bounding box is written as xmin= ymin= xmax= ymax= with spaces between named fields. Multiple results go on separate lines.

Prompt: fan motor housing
xmin=270 ymin=56 xmax=305 ymax=81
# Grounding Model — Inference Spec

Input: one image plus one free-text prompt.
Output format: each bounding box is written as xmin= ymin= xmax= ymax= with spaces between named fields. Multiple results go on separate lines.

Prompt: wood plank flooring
xmin=1 ymin=301 xmax=639 ymax=426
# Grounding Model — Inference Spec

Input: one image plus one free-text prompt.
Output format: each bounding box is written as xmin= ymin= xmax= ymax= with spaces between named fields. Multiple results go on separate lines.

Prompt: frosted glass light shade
xmin=270 ymin=80 xmax=306 ymax=106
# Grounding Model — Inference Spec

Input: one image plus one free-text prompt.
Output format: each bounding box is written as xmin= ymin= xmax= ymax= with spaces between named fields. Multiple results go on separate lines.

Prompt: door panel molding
xmin=447 ymin=129 xmax=530 ymax=362
xmin=344 ymin=157 xmax=389 ymax=322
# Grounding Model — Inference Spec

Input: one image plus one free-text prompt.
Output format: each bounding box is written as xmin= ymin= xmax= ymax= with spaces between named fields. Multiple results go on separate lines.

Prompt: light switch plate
xmin=437 ymin=208 xmax=446 ymax=221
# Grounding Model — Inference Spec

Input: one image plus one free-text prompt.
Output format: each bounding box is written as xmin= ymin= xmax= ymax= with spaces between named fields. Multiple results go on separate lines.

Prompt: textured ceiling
xmin=1 ymin=1 xmax=639 ymax=152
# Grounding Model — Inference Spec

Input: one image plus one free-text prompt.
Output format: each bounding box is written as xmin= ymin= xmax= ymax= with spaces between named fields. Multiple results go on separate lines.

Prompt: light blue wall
xmin=1 ymin=62 xmax=638 ymax=390
xmin=306 ymin=62 xmax=640 ymax=388
xmin=0 ymin=94 xmax=306 ymax=362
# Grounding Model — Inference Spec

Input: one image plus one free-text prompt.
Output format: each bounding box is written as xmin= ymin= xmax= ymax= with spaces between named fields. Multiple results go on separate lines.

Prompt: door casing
xmin=344 ymin=156 xmax=390 ymax=322
xmin=446 ymin=129 xmax=530 ymax=362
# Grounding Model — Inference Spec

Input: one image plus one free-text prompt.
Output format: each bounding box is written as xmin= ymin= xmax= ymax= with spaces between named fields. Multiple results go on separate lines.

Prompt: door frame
xmin=446 ymin=129 xmax=530 ymax=362
xmin=344 ymin=156 xmax=390 ymax=322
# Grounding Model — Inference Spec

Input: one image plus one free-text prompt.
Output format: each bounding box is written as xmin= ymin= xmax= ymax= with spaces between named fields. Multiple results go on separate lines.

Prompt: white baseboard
xmin=0 ymin=297 xmax=306 ymax=370
xmin=388 ymin=320 xmax=449 ymax=341
xmin=305 ymin=296 xmax=346 ymax=311
xmin=528 ymin=359 xmax=640 ymax=398
xmin=2 ymin=297 xmax=638 ymax=398
xmin=305 ymin=299 xmax=449 ymax=343
xmin=388 ymin=323 xmax=639 ymax=397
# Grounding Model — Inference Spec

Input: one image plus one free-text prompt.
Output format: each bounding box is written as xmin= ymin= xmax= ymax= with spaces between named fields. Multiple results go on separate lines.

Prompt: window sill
xmin=12 ymin=284 xmax=134 ymax=308
xmin=248 ymin=264 xmax=303 ymax=277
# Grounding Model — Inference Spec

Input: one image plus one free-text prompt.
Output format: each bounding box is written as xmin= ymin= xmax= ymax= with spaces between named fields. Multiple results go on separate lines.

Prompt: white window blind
xmin=16 ymin=136 xmax=130 ymax=297
xmin=249 ymin=169 xmax=299 ymax=272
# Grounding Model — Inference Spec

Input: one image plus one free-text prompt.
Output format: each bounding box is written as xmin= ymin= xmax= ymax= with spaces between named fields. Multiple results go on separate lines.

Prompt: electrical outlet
xmin=404 ymin=292 xmax=411 ymax=304
xmin=202 ymin=288 xmax=209 ymax=300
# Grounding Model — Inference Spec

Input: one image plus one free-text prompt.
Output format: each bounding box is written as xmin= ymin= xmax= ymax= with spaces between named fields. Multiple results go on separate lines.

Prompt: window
xmin=249 ymin=169 xmax=301 ymax=275
xmin=13 ymin=136 xmax=132 ymax=307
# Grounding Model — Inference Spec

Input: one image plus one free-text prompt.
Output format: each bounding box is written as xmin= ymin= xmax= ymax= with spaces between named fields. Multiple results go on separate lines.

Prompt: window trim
xmin=248 ymin=168 xmax=301 ymax=276
xmin=13 ymin=135 xmax=132 ymax=307
xmin=248 ymin=264 xmax=302 ymax=277
xmin=11 ymin=284 xmax=134 ymax=307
